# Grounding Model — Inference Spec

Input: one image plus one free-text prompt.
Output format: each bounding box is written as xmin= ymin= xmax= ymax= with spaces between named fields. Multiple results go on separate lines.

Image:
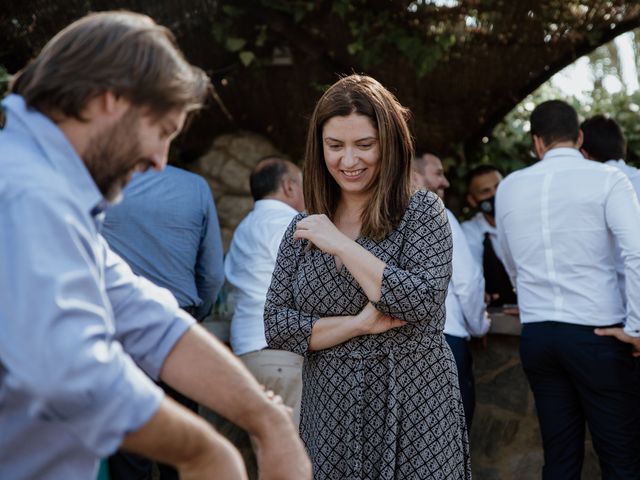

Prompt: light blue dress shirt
xmin=103 ymin=166 xmax=224 ymax=321
xmin=0 ymin=94 xmax=195 ymax=479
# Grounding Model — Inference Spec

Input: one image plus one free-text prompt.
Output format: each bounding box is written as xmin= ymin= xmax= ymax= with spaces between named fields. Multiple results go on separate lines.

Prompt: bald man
xmin=225 ymin=156 xmax=306 ymax=425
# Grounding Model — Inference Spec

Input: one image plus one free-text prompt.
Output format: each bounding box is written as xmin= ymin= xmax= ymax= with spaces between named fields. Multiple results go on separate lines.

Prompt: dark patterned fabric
xmin=264 ymin=190 xmax=471 ymax=479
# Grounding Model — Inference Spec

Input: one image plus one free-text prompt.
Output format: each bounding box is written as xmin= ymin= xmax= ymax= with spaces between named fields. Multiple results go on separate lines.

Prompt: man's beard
xmin=83 ymin=109 xmax=149 ymax=203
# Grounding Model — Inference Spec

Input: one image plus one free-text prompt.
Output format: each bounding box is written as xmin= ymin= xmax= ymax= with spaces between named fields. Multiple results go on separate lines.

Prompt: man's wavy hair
xmin=303 ymin=74 xmax=413 ymax=241
xmin=11 ymin=11 xmax=210 ymax=119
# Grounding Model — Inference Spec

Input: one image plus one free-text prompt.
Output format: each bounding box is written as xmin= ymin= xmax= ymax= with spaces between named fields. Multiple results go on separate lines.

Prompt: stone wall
xmin=192 ymin=131 xmax=286 ymax=250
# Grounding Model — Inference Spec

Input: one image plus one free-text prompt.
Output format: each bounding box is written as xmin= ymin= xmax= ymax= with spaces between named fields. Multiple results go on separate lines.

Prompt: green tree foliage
xmin=452 ymin=33 xmax=640 ymax=217
xmin=2 ymin=1 xmax=640 ymax=165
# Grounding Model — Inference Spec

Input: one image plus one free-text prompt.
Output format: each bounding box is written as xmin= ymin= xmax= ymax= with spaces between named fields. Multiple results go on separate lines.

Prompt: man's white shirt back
xmin=444 ymin=209 xmax=490 ymax=339
xmin=225 ymin=199 xmax=299 ymax=355
xmin=495 ymin=147 xmax=640 ymax=336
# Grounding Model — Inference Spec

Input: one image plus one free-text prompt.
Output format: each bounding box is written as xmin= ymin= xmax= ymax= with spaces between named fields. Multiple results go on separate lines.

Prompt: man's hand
xmin=594 ymin=327 xmax=640 ymax=357
xmin=251 ymin=403 xmax=312 ymax=480
xmin=160 ymin=327 xmax=311 ymax=479
xmin=355 ymin=303 xmax=406 ymax=335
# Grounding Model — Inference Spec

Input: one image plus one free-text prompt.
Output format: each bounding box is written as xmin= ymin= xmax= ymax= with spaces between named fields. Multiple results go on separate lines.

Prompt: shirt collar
xmin=605 ymin=159 xmax=626 ymax=167
xmin=2 ymin=94 xmax=105 ymax=217
xmin=541 ymin=147 xmax=583 ymax=162
xmin=474 ymin=212 xmax=497 ymax=234
xmin=253 ymin=198 xmax=299 ymax=215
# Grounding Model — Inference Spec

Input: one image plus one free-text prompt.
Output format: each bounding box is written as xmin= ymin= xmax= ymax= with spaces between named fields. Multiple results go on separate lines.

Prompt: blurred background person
xmin=102 ymin=164 xmax=225 ymax=479
xmin=413 ymin=150 xmax=490 ymax=432
xmin=225 ymin=156 xmax=305 ymax=426
xmin=461 ymin=165 xmax=517 ymax=308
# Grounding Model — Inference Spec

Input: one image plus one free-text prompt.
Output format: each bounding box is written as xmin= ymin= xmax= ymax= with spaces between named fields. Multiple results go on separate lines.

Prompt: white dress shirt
xmin=605 ymin=159 xmax=640 ymax=196
xmin=225 ymin=199 xmax=299 ymax=355
xmin=495 ymin=148 xmax=640 ymax=337
xmin=460 ymin=212 xmax=506 ymax=270
xmin=444 ymin=210 xmax=490 ymax=339
xmin=604 ymin=159 xmax=640 ymax=299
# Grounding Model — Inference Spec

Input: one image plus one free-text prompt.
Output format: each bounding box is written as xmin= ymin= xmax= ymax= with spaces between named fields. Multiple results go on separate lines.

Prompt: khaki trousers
xmin=240 ymin=349 xmax=304 ymax=427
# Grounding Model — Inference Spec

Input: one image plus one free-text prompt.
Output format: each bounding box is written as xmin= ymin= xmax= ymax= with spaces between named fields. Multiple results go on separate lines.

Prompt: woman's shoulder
xmin=406 ymin=189 xmax=443 ymax=216
xmin=286 ymin=212 xmax=309 ymax=231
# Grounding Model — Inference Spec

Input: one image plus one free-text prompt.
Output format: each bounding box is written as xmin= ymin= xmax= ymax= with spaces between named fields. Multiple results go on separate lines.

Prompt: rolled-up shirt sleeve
xmin=264 ymin=215 xmax=320 ymax=354
xmin=101 ymin=236 xmax=195 ymax=379
xmin=0 ymin=191 xmax=176 ymax=456
xmin=372 ymin=191 xmax=453 ymax=323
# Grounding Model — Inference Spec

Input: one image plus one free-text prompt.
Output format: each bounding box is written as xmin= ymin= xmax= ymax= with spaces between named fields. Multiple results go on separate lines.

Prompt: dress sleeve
xmin=264 ymin=214 xmax=320 ymax=355
xmin=372 ymin=191 xmax=453 ymax=323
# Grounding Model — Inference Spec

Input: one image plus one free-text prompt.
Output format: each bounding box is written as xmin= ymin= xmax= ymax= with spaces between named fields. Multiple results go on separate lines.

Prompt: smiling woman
xmin=264 ymin=74 xmax=471 ymax=479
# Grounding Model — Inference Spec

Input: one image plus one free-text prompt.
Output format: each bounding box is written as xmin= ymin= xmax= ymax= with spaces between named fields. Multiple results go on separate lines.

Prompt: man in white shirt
xmin=461 ymin=165 xmax=516 ymax=308
xmin=495 ymin=100 xmax=640 ymax=479
xmin=581 ymin=114 xmax=640 ymax=197
xmin=225 ymin=156 xmax=306 ymax=425
xmin=581 ymin=115 xmax=640 ymax=302
xmin=413 ymin=151 xmax=489 ymax=431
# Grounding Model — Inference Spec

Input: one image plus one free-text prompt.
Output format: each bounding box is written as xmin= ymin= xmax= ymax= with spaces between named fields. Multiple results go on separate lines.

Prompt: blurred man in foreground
xmin=0 ymin=11 xmax=310 ymax=480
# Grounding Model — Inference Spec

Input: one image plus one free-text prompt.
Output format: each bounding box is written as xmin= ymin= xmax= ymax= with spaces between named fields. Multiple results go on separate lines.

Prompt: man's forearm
xmin=121 ymin=396 xmax=246 ymax=479
xmin=160 ymin=324 xmax=312 ymax=479
xmin=160 ymin=324 xmax=282 ymax=435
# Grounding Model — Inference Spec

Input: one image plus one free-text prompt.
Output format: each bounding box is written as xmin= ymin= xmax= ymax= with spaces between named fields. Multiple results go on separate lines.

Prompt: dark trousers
xmin=444 ymin=334 xmax=475 ymax=432
xmin=108 ymin=383 xmax=199 ymax=480
xmin=520 ymin=322 xmax=640 ymax=480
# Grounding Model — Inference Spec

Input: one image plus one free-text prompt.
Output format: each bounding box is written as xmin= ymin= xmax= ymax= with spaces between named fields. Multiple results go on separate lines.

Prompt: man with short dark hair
xmin=581 ymin=115 xmax=640 ymax=302
xmin=413 ymin=151 xmax=488 ymax=432
xmin=225 ymin=156 xmax=305 ymax=424
xmin=495 ymin=100 xmax=640 ymax=478
xmin=461 ymin=165 xmax=516 ymax=307
xmin=0 ymin=11 xmax=310 ymax=480
xmin=581 ymin=114 xmax=640 ymax=196
xmin=581 ymin=115 xmax=640 ymax=357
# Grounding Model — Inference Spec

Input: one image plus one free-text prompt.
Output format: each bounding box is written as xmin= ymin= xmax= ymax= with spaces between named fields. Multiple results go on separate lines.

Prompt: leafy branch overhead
xmin=1 ymin=0 xmax=639 ymax=164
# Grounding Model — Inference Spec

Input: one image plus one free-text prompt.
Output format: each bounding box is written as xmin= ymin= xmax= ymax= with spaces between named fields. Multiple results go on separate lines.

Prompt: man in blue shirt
xmin=102 ymin=165 xmax=225 ymax=479
xmin=103 ymin=166 xmax=224 ymax=323
xmin=0 ymin=11 xmax=310 ymax=480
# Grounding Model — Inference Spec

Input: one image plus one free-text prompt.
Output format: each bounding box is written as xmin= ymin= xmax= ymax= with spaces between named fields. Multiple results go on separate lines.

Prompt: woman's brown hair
xmin=11 ymin=11 xmax=209 ymax=120
xmin=303 ymin=74 xmax=413 ymax=241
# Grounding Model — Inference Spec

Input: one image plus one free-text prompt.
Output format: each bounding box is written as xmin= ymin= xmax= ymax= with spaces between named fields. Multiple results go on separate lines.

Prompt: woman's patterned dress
xmin=265 ymin=190 xmax=471 ymax=479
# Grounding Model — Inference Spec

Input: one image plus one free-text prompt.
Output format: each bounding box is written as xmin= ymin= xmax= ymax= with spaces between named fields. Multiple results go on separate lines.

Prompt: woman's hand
xmin=355 ymin=303 xmax=406 ymax=335
xmin=293 ymin=214 xmax=349 ymax=255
